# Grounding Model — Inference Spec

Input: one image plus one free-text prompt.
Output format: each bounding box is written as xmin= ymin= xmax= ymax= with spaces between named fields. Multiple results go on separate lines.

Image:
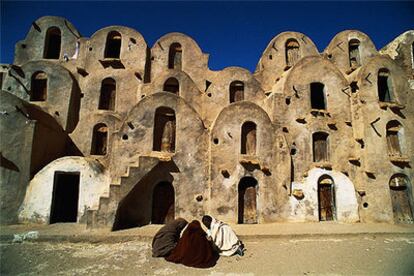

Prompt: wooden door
xmin=319 ymin=184 xmax=335 ymax=221
xmin=152 ymin=182 xmax=175 ymax=224
xmin=390 ymin=187 xmax=414 ymax=224
xmin=238 ymin=178 xmax=258 ymax=224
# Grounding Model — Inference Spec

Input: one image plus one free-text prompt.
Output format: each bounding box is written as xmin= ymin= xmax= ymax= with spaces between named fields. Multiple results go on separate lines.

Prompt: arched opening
xmin=229 ymin=81 xmax=244 ymax=103
xmin=241 ymin=121 xmax=257 ymax=155
xmin=153 ymin=107 xmax=176 ymax=152
xmin=389 ymin=174 xmax=413 ymax=224
xmin=313 ymin=132 xmax=329 ymax=162
xmin=43 ymin=27 xmax=61 ymax=59
xmin=238 ymin=177 xmax=258 ymax=224
xmin=349 ymin=39 xmax=361 ymax=69
xmin=310 ymin=82 xmax=326 ymax=110
xmin=50 ymin=171 xmax=80 ymax=223
xmin=285 ymin=39 xmax=300 ymax=67
xmin=90 ymin=123 xmax=108 ymax=155
xmin=386 ymin=121 xmax=403 ymax=156
xmin=98 ymin=78 xmax=116 ymax=110
xmin=168 ymin=43 xmax=182 ymax=70
xmin=104 ymin=31 xmax=122 ymax=59
xmin=318 ymin=175 xmax=336 ymax=221
xmin=378 ymin=68 xmax=393 ymax=102
xmin=30 ymin=71 xmax=47 ymax=101
xmin=163 ymin=77 xmax=179 ymax=95
xmin=151 ymin=181 xmax=175 ymax=224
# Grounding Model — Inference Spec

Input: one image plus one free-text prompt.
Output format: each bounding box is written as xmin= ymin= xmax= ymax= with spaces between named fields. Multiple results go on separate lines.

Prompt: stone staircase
xmin=86 ymin=155 xmax=161 ymax=229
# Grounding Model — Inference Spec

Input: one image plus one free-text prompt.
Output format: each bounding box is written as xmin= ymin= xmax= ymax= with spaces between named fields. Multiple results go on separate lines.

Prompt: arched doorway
xmin=318 ymin=175 xmax=336 ymax=221
xmin=152 ymin=181 xmax=175 ymax=224
xmin=389 ymin=174 xmax=413 ymax=224
xmin=238 ymin=177 xmax=258 ymax=224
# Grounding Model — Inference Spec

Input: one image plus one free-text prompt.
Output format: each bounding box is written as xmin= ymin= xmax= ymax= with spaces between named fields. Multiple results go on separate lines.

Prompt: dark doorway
xmin=348 ymin=39 xmax=361 ymax=69
xmin=318 ymin=176 xmax=335 ymax=221
xmin=241 ymin=121 xmax=257 ymax=155
xmin=105 ymin=31 xmax=122 ymax=59
xmin=43 ymin=27 xmax=61 ymax=59
xmin=310 ymin=82 xmax=326 ymax=110
xmin=91 ymin=123 xmax=108 ymax=155
xmin=378 ymin=68 xmax=393 ymax=102
xmin=230 ymin=81 xmax=244 ymax=103
xmin=168 ymin=43 xmax=182 ymax=70
xmin=98 ymin=78 xmax=116 ymax=110
xmin=153 ymin=107 xmax=176 ymax=152
xmin=151 ymin=181 xmax=175 ymax=224
xmin=238 ymin=177 xmax=258 ymax=224
xmin=163 ymin=77 xmax=179 ymax=95
xmin=390 ymin=175 xmax=413 ymax=224
xmin=30 ymin=72 xmax=47 ymax=101
xmin=50 ymin=172 xmax=80 ymax=223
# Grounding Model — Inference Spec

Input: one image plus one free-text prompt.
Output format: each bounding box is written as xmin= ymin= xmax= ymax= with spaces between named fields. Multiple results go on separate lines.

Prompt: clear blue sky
xmin=1 ymin=1 xmax=413 ymax=72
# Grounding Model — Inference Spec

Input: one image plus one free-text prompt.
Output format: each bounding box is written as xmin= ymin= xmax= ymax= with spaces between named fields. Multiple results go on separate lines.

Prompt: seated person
xmin=165 ymin=220 xmax=219 ymax=268
xmin=152 ymin=218 xmax=188 ymax=257
xmin=202 ymin=215 xmax=244 ymax=256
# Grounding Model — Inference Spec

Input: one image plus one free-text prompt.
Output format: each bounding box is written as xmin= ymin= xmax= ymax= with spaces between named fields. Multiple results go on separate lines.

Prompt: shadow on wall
xmin=112 ymin=161 xmax=179 ymax=231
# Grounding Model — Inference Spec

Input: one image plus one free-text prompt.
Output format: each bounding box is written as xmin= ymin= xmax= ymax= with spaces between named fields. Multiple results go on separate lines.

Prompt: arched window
xmin=168 ymin=43 xmax=182 ymax=70
xmin=43 ymin=27 xmax=61 ymax=59
xmin=91 ymin=123 xmax=108 ymax=155
xmin=98 ymin=78 xmax=116 ymax=110
xmin=238 ymin=177 xmax=258 ymax=224
xmin=163 ymin=77 xmax=179 ymax=95
xmin=30 ymin=71 xmax=47 ymax=101
xmin=378 ymin=68 xmax=393 ymax=102
xmin=389 ymin=174 xmax=413 ymax=224
xmin=230 ymin=81 xmax=244 ymax=103
xmin=349 ymin=39 xmax=361 ymax=69
xmin=241 ymin=121 xmax=257 ymax=155
xmin=310 ymin=82 xmax=326 ymax=110
xmin=152 ymin=181 xmax=175 ymax=224
xmin=318 ymin=175 xmax=336 ymax=221
xmin=104 ymin=31 xmax=122 ymax=59
xmin=153 ymin=107 xmax=176 ymax=152
xmin=313 ymin=132 xmax=329 ymax=162
xmin=386 ymin=121 xmax=403 ymax=156
xmin=285 ymin=39 xmax=300 ymax=67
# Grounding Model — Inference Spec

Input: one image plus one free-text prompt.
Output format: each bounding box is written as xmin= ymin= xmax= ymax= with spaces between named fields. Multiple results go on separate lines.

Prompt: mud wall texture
xmin=0 ymin=16 xmax=413 ymax=227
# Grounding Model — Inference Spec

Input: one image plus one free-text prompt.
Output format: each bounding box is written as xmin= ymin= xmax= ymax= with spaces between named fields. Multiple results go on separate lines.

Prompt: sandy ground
xmin=1 ymin=235 xmax=414 ymax=275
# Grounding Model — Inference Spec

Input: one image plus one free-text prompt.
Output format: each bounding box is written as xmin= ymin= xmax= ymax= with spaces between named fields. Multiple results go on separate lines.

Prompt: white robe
xmin=207 ymin=218 xmax=242 ymax=256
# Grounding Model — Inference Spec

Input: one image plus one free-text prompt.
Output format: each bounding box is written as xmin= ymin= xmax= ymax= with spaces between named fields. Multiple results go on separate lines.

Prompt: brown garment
xmin=165 ymin=220 xmax=219 ymax=268
xmin=152 ymin=218 xmax=188 ymax=257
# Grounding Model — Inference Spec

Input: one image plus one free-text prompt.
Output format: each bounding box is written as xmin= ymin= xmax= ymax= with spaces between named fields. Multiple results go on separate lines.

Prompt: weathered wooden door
xmin=152 ymin=182 xmax=175 ymax=224
xmin=390 ymin=187 xmax=413 ymax=224
xmin=238 ymin=178 xmax=258 ymax=224
xmin=318 ymin=184 xmax=335 ymax=221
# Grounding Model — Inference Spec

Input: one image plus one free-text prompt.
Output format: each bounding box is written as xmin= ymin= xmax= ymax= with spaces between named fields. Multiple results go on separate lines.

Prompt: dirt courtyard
xmin=1 ymin=235 xmax=414 ymax=275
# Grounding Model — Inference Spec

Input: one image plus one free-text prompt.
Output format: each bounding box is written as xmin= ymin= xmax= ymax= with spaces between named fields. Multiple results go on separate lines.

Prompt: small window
xmin=285 ymin=39 xmax=300 ymax=67
xmin=98 ymin=78 xmax=116 ymax=110
xmin=168 ymin=43 xmax=182 ymax=70
xmin=378 ymin=68 xmax=393 ymax=102
xmin=386 ymin=121 xmax=403 ymax=156
xmin=30 ymin=71 xmax=47 ymax=101
xmin=43 ymin=27 xmax=61 ymax=59
xmin=153 ymin=107 xmax=176 ymax=153
xmin=230 ymin=81 xmax=244 ymax=103
xmin=310 ymin=82 xmax=326 ymax=110
xmin=91 ymin=123 xmax=108 ymax=155
xmin=163 ymin=77 xmax=179 ymax=95
xmin=313 ymin=132 xmax=329 ymax=162
xmin=348 ymin=39 xmax=361 ymax=69
xmin=241 ymin=121 xmax=257 ymax=155
xmin=104 ymin=31 xmax=122 ymax=59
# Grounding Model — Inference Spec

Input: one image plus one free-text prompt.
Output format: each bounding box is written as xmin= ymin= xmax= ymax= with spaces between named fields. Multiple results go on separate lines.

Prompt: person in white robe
xmin=202 ymin=215 xmax=245 ymax=256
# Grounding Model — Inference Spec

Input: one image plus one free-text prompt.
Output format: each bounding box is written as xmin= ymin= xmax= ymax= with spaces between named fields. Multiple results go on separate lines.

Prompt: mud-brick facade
xmin=1 ymin=16 xmax=413 ymax=229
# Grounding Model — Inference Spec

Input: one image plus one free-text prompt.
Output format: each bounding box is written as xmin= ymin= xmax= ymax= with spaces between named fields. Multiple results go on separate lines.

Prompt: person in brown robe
xmin=165 ymin=220 xmax=219 ymax=268
xmin=152 ymin=218 xmax=188 ymax=257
